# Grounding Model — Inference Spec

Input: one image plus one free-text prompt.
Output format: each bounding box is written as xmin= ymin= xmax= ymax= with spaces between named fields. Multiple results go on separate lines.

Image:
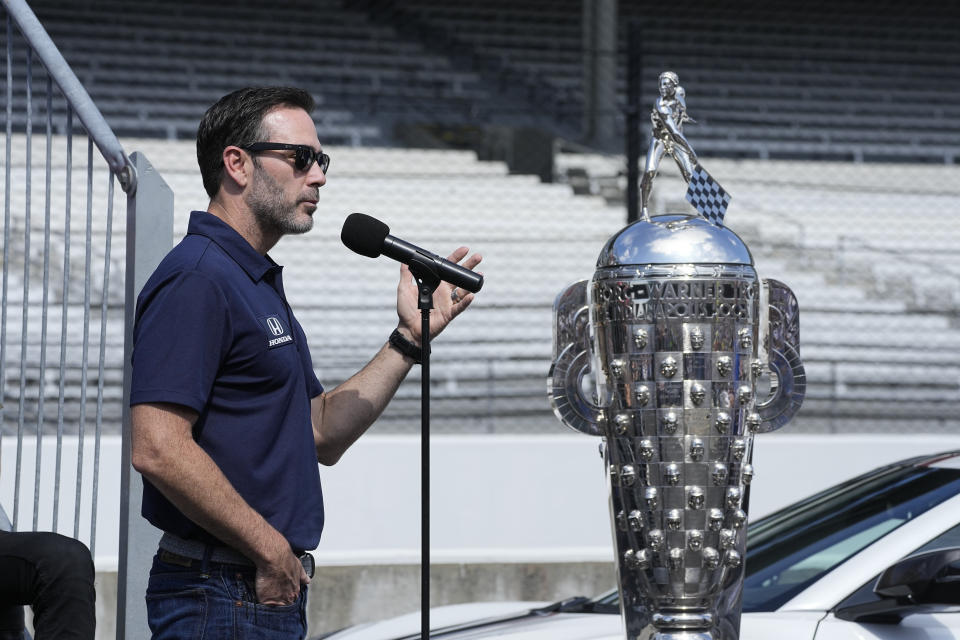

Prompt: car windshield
xmin=592 ymin=459 xmax=960 ymax=613
xmin=741 ymin=460 xmax=960 ymax=610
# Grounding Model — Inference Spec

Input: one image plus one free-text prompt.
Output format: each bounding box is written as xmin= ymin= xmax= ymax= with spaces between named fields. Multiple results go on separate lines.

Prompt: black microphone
xmin=341 ymin=213 xmax=483 ymax=293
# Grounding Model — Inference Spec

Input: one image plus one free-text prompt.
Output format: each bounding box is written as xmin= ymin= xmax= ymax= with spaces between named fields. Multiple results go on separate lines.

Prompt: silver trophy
xmin=549 ymin=73 xmax=805 ymax=640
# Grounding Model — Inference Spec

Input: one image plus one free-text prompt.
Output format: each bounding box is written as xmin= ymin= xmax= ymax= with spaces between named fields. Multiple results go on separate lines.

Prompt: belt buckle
xmin=298 ymin=552 xmax=315 ymax=579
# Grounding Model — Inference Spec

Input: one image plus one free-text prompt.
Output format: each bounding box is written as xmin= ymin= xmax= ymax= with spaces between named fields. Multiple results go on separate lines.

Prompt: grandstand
xmin=2 ymin=0 xmax=956 ymax=162
xmin=4 ymin=1 xmax=960 ymax=636
xmin=3 ymin=0 xmax=960 ymax=439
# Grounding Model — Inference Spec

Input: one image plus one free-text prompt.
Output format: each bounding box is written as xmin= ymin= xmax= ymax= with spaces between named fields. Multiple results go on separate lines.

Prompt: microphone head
xmin=341 ymin=212 xmax=389 ymax=258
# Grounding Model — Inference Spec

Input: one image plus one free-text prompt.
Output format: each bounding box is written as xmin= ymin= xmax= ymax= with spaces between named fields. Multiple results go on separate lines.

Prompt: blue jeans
xmin=145 ymin=553 xmax=307 ymax=640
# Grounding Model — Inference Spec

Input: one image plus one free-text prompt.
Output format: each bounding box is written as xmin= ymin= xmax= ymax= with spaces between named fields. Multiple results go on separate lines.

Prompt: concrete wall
xmin=7 ymin=433 xmax=960 ymax=638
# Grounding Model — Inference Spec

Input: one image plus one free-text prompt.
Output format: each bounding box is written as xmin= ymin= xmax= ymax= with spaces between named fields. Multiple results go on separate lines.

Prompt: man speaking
xmin=129 ymin=87 xmax=481 ymax=639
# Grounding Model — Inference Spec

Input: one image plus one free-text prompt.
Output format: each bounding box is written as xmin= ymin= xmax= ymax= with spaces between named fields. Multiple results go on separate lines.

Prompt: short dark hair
xmin=196 ymin=87 xmax=316 ymax=198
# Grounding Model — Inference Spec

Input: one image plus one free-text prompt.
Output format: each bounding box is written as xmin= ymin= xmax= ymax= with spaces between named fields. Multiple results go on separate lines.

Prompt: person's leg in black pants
xmin=0 ymin=531 xmax=96 ymax=640
xmin=0 ymin=599 xmax=24 ymax=640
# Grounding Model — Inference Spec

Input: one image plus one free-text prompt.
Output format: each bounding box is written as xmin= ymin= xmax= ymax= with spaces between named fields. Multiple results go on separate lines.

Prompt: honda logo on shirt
xmin=261 ymin=314 xmax=293 ymax=348
xmin=267 ymin=316 xmax=284 ymax=336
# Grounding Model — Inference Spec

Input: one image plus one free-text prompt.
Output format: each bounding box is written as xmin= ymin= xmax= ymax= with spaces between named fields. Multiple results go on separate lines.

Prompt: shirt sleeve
xmin=306 ymin=365 xmax=323 ymax=399
xmin=291 ymin=314 xmax=324 ymax=398
xmin=130 ymin=270 xmax=233 ymax=413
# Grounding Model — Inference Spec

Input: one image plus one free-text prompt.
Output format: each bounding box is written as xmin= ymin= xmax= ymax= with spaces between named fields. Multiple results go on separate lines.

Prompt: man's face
xmin=244 ymin=107 xmax=326 ymax=237
xmin=659 ymin=76 xmax=676 ymax=98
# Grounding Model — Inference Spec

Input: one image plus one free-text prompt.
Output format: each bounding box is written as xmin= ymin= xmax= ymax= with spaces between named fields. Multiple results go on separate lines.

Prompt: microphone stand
xmin=408 ymin=259 xmax=440 ymax=640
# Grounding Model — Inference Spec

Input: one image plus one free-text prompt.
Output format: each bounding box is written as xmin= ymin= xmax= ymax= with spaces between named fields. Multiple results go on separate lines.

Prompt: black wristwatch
xmin=298 ymin=552 xmax=315 ymax=579
xmin=389 ymin=329 xmax=428 ymax=364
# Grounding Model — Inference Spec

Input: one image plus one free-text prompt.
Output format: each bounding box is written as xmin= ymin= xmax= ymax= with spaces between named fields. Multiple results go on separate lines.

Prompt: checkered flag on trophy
xmin=686 ymin=164 xmax=731 ymax=226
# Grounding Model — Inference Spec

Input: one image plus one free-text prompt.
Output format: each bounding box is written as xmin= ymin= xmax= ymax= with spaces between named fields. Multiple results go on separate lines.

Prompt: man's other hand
xmin=255 ymin=545 xmax=310 ymax=606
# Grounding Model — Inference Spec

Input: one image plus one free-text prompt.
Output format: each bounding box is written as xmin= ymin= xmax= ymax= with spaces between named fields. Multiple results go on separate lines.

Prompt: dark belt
xmin=158 ymin=532 xmax=315 ymax=578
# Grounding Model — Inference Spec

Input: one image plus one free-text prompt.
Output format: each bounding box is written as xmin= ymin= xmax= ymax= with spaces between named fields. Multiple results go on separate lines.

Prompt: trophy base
xmin=650 ymin=612 xmax=718 ymax=640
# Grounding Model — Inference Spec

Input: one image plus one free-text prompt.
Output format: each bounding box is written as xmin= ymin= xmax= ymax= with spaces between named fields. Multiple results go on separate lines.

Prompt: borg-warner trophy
xmin=549 ymin=72 xmax=805 ymax=640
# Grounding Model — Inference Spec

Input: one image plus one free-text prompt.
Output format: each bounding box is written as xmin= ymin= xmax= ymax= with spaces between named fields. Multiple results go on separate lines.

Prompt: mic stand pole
xmin=408 ymin=260 xmax=440 ymax=640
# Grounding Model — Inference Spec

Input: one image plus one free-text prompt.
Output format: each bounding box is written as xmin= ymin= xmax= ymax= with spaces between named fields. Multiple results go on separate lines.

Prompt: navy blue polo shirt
xmin=131 ymin=211 xmax=325 ymax=552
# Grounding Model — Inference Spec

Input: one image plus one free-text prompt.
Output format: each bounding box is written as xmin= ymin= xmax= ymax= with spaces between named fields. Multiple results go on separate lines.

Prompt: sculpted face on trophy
xmin=548 ymin=72 xmax=805 ymax=640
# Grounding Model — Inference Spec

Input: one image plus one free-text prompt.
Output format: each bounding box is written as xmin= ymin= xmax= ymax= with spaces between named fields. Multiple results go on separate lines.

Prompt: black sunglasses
xmin=242 ymin=142 xmax=330 ymax=174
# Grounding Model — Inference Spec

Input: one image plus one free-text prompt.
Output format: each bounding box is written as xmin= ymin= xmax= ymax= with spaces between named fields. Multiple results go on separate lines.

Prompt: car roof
xmin=916 ymin=451 xmax=960 ymax=469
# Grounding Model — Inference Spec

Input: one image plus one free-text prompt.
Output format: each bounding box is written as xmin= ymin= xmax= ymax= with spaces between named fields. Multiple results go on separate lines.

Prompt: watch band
xmin=389 ymin=329 xmax=427 ymax=364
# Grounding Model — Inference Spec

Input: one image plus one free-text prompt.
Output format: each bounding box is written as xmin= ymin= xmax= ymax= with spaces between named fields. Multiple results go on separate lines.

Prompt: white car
xmin=319 ymin=451 xmax=960 ymax=640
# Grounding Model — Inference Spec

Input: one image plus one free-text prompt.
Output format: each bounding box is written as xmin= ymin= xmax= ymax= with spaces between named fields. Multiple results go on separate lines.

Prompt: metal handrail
xmin=2 ymin=0 xmax=137 ymax=194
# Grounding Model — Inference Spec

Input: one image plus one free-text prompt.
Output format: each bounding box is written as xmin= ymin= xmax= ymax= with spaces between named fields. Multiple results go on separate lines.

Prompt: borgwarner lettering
xmin=596 ymin=280 xmax=754 ymax=321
